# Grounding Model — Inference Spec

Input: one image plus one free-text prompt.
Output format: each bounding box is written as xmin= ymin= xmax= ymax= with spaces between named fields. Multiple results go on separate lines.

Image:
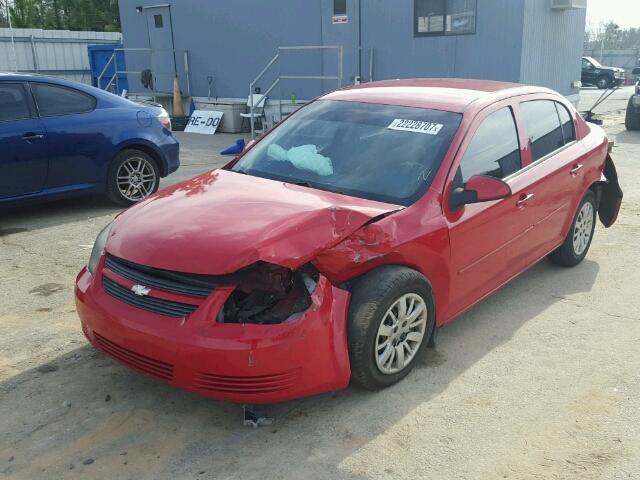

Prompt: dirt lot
xmin=1 ymin=114 xmax=639 ymax=479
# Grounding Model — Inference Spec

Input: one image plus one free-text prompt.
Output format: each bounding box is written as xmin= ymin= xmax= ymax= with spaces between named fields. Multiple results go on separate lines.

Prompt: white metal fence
xmin=0 ymin=28 xmax=121 ymax=84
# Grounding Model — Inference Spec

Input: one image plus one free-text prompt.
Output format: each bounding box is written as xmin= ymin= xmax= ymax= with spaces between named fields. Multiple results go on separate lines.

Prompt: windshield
xmin=230 ymin=100 xmax=462 ymax=206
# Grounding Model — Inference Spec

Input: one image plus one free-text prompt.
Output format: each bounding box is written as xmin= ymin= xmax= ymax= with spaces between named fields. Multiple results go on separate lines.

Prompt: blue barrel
xmin=88 ymin=43 xmax=129 ymax=92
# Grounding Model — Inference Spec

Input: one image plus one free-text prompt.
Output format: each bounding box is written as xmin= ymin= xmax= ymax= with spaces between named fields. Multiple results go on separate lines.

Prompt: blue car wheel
xmin=107 ymin=149 xmax=160 ymax=206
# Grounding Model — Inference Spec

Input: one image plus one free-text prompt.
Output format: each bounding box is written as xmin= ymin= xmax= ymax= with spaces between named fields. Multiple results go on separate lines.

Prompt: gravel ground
xmin=0 ymin=116 xmax=639 ymax=480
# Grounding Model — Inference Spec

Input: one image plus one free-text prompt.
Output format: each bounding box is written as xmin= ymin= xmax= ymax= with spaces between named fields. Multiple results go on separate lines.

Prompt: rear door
xmin=0 ymin=82 xmax=48 ymax=198
xmin=515 ymin=98 xmax=587 ymax=257
xmin=444 ymin=102 xmax=538 ymax=319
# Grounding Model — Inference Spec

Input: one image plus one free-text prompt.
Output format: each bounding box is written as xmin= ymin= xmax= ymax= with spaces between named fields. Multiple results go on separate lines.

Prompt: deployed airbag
xmin=267 ymin=144 xmax=333 ymax=176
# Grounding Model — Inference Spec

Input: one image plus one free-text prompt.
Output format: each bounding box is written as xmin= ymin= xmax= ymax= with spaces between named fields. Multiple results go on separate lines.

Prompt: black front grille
xmin=104 ymin=254 xmax=217 ymax=298
xmin=102 ymin=276 xmax=198 ymax=317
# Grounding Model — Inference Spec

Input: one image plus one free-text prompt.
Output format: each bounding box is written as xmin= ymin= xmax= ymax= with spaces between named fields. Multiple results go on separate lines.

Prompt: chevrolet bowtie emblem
xmin=131 ymin=284 xmax=151 ymax=296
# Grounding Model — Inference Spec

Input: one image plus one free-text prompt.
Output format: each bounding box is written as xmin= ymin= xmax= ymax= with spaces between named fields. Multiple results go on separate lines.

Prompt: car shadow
xmin=0 ymin=195 xmax=122 ymax=236
xmin=613 ymin=128 xmax=640 ymax=146
xmin=0 ymin=259 xmax=600 ymax=479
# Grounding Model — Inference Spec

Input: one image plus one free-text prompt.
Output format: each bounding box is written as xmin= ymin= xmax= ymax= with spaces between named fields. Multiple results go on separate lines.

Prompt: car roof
xmin=322 ymin=78 xmax=556 ymax=113
xmin=0 ymin=72 xmax=143 ymax=108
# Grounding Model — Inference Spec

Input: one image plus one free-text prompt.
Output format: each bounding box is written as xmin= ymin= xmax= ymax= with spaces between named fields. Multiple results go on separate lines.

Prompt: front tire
xmin=107 ymin=149 xmax=160 ymax=206
xmin=596 ymin=76 xmax=611 ymax=89
xmin=548 ymin=190 xmax=597 ymax=267
xmin=348 ymin=266 xmax=435 ymax=390
xmin=625 ymin=97 xmax=640 ymax=131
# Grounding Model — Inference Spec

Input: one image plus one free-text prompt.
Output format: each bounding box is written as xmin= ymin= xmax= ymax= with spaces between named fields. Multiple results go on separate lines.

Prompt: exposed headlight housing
xmin=88 ymin=223 xmax=113 ymax=275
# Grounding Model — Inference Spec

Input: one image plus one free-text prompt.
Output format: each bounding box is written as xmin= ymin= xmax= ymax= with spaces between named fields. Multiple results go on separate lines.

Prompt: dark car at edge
xmin=581 ymin=56 xmax=625 ymax=90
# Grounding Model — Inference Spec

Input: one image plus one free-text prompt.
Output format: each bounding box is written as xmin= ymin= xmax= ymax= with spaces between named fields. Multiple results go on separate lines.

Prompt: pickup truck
xmin=626 ymin=67 xmax=640 ymax=131
xmin=582 ymin=56 xmax=626 ymax=89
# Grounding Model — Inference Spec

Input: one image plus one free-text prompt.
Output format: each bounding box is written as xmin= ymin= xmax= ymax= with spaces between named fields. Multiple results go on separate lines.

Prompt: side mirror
xmin=449 ymin=175 xmax=512 ymax=209
xmin=243 ymin=139 xmax=257 ymax=152
xmin=632 ymin=67 xmax=640 ymax=75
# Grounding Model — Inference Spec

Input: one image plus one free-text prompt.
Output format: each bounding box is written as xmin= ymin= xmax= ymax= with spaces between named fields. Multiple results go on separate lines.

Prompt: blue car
xmin=0 ymin=73 xmax=179 ymax=206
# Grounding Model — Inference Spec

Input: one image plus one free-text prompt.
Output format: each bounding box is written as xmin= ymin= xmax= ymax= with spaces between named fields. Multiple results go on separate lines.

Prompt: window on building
xmin=520 ymin=100 xmax=566 ymax=162
xmin=334 ymin=0 xmax=346 ymax=15
xmin=154 ymin=14 xmax=163 ymax=28
xmin=32 ymin=84 xmax=96 ymax=117
xmin=0 ymin=83 xmax=30 ymax=122
xmin=415 ymin=0 xmax=477 ymax=36
xmin=459 ymin=107 xmax=521 ymax=182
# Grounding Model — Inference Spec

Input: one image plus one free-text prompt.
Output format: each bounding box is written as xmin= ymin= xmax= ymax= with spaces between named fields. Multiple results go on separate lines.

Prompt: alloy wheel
xmin=573 ymin=202 xmax=594 ymax=256
xmin=116 ymin=156 xmax=157 ymax=201
xmin=375 ymin=293 xmax=428 ymax=374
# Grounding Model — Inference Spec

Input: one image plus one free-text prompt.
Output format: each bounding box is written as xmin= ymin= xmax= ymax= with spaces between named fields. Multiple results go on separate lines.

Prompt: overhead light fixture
xmin=136 ymin=6 xmax=143 ymax=13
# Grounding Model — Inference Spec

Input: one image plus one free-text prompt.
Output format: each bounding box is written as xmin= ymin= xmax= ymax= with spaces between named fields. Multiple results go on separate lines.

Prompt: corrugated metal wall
xmin=0 ymin=28 xmax=121 ymax=84
xmin=519 ymin=0 xmax=586 ymax=98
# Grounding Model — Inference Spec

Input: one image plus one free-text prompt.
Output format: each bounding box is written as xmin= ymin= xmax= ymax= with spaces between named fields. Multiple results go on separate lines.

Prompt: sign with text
xmin=185 ymin=110 xmax=224 ymax=134
xmin=332 ymin=15 xmax=348 ymax=24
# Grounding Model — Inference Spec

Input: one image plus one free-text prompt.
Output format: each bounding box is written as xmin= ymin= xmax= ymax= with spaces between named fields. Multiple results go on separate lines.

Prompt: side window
xmin=32 ymin=83 xmax=96 ymax=117
xmin=555 ymin=102 xmax=576 ymax=144
xmin=520 ymin=100 xmax=565 ymax=162
xmin=459 ymin=107 xmax=521 ymax=183
xmin=582 ymin=58 xmax=591 ymax=69
xmin=0 ymin=83 xmax=31 ymax=122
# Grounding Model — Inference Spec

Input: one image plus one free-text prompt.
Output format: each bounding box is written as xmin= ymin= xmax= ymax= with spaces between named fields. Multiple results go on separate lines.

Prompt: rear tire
xmin=107 ymin=149 xmax=160 ymax=207
xmin=348 ymin=266 xmax=435 ymax=390
xmin=625 ymin=97 xmax=640 ymax=131
xmin=548 ymin=190 xmax=597 ymax=267
xmin=596 ymin=76 xmax=611 ymax=89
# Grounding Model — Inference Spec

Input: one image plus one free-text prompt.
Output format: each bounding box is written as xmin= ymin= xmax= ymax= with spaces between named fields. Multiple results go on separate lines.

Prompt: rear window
xmin=556 ymin=102 xmax=576 ymax=144
xmin=32 ymin=83 xmax=96 ymax=117
xmin=520 ymin=100 xmax=565 ymax=162
xmin=0 ymin=83 xmax=30 ymax=122
xmin=231 ymin=100 xmax=462 ymax=206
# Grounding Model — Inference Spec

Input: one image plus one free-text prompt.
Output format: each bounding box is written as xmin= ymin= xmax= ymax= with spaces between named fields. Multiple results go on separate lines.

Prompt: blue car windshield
xmin=231 ymin=100 xmax=462 ymax=206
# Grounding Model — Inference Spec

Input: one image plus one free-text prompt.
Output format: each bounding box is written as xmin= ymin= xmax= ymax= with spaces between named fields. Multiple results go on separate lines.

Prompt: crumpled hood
xmin=106 ymin=169 xmax=400 ymax=274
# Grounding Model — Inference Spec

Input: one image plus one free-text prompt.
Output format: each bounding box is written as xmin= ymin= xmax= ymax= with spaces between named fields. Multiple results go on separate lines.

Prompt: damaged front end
xmin=219 ymin=263 xmax=320 ymax=325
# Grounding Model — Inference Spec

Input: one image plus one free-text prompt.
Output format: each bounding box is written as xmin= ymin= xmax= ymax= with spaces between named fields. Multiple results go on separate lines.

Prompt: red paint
xmin=465 ymin=175 xmax=512 ymax=202
xmin=76 ymin=79 xmax=621 ymax=403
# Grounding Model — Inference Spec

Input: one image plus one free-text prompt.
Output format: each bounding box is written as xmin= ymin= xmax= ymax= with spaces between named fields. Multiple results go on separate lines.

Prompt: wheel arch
xmin=111 ymin=140 xmax=168 ymax=177
xmin=341 ymin=263 xmax=439 ymax=326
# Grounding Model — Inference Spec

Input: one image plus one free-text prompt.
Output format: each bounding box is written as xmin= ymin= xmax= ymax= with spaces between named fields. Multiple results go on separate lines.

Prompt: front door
xmin=444 ymin=103 xmax=537 ymax=320
xmin=145 ymin=5 xmax=176 ymax=94
xmin=320 ymin=0 xmax=360 ymax=90
xmin=0 ymin=82 xmax=48 ymax=199
xmin=581 ymin=58 xmax=596 ymax=85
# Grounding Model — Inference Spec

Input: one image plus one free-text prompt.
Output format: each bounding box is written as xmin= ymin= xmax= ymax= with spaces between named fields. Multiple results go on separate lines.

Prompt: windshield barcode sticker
xmin=388 ymin=119 xmax=444 ymax=135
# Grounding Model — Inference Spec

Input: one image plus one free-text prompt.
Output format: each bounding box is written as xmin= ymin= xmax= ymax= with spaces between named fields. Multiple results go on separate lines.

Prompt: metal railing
xmin=97 ymin=47 xmax=191 ymax=103
xmin=249 ymin=45 xmax=344 ymax=139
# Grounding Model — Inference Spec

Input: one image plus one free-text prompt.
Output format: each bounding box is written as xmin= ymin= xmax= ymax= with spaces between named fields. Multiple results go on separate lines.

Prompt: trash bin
xmin=195 ymin=101 xmax=246 ymax=133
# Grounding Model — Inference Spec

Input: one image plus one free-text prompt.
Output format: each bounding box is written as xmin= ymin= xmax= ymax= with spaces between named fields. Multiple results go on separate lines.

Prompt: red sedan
xmin=75 ymin=79 xmax=622 ymax=404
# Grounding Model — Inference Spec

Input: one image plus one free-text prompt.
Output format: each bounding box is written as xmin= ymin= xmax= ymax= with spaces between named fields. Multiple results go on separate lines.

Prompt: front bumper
xmin=75 ymin=260 xmax=351 ymax=404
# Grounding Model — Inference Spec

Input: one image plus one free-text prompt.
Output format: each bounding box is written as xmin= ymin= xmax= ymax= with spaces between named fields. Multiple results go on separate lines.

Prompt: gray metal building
xmin=117 ymin=0 xmax=587 ymax=108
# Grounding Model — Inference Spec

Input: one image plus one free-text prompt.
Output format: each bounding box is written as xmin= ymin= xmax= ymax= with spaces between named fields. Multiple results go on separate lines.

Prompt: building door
xmin=145 ymin=5 xmax=176 ymax=94
xmin=321 ymin=0 xmax=360 ymax=90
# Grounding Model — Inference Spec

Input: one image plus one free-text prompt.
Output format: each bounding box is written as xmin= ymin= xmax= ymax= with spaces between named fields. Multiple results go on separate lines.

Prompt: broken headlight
xmin=87 ymin=223 xmax=112 ymax=275
xmin=219 ymin=263 xmax=318 ymax=325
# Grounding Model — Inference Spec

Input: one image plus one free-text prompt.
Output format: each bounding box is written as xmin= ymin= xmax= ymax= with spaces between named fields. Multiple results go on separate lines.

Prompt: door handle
xmin=570 ymin=164 xmax=584 ymax=176
xmin=516 ymin=193 xmax=535 ymax=208
xmin=22 ymin=133 xmax=44 ymax=142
